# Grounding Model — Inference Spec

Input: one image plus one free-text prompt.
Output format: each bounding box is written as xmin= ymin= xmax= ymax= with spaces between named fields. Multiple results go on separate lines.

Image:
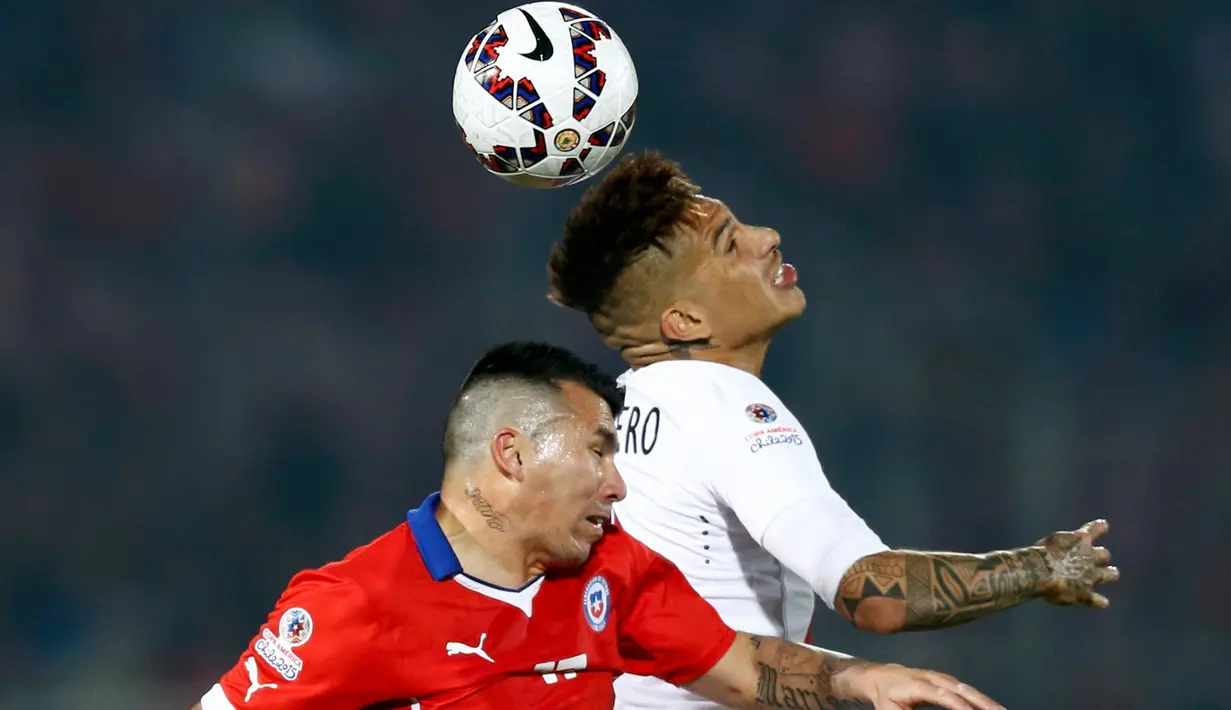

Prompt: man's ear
xmin=490 ymin=428 xmax=527 ymax=483
xmin=660 ymin=302 xmax=712 ymax=343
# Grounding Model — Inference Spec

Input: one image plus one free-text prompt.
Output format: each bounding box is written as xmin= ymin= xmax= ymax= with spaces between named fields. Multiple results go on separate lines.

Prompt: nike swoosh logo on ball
xmin=518 ymin=8 xmax=554 ymax=61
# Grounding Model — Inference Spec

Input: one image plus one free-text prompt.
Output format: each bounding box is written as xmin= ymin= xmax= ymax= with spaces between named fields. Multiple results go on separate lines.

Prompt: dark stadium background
xmin=1 ymin=1 xmax=1227 ymax=708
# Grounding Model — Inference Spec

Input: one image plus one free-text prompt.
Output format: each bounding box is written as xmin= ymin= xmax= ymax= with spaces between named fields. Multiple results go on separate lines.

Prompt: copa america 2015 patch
xmin=253 ymin=607 xmax=314 ymax=681
xmin=278 ymin=607 xmax=313 ymax=647
xmin=745 ymin=403 xmax=778 ymax=424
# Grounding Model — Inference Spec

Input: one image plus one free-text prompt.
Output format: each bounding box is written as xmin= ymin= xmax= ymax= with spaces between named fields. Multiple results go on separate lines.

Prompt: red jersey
xmin=199 ymin=492 xmax=737 ymax=709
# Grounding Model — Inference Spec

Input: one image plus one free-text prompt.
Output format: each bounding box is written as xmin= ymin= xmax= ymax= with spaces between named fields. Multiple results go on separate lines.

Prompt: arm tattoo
xmin=465 ymin=486 xmax=512 ymax=532
xmin=838 ymin=549 xmax=1050 ymax=631
xmin=748 ymin=635 xmax=873 ymax=709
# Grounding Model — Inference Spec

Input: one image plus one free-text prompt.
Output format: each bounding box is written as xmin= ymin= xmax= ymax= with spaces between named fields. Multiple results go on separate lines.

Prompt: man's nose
xmin=601 ymin=462 xmax=627 ymax=502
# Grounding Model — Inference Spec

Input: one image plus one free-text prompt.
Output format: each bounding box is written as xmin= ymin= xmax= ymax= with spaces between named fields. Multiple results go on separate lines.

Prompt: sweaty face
xmin=517 ymin=381 xmax=626 ymax=567
xmin=678 ymin=198 xmax=806 ymax=345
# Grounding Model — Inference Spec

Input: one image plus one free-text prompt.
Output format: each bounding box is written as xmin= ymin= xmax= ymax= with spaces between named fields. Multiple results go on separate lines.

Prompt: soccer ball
xmin=452 ymin=2 xmax=639 ymax=189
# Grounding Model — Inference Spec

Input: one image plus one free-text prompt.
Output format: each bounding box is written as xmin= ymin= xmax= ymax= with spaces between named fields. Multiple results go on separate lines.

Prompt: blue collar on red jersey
xmin=406 ymin=492 xmax=464 ymax=581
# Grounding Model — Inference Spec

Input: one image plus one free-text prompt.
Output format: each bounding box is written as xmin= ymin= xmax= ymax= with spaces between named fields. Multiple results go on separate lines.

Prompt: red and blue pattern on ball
xmin=573 ymin=20 xmax=611 ymax=41
xmin=579 ymin=70 xmax=606 ymax=96
xmin=621 ymin=102 xmax=637 ymax=130
xmin=480 ymin=151 xmax=518 ymax=174
xmin=571 ymin=32 xmax=597 ymax=76
xmin=477 ymin=67 xmax=516 ymax=109
xmin=518 ymin=130 xmax=548 ymax=168
xmin=573 ymin=89 xmax=597 ymax=120
xmin=521 ymin=104 xmax=553 ymax=129
xmin=514 ymin=78 xmax=541 ymax=109
xmin=461 ymin=127 xmax=516 ymax=175
xmin=588 ymin=122 xmax=615 ymax=146
xmin=610 ymin=121 xmax=628 ymax=147
xmin=469 ymin=25 xmax=507 ymax=72
xmin=493 ymin=145 xmax=520 ymax=170
xmin=463 ymin=27 xmax=485 ymax=68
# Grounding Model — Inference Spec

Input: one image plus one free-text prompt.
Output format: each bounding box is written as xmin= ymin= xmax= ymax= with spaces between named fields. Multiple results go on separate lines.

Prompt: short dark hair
xmin=442 ymin=342 xmax=624 ymax=462
xmin=547 ymin=151 xmax=700 ymax=322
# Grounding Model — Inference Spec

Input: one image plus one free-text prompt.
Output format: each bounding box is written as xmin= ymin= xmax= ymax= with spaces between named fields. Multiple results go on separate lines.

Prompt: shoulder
xmin=624 ymin=363 xmax=803 ymax=445
xmin=584 ymin=524 xmax=688 ymax=596
xmin=270 ymin=522 xmax=440 ymax=657
xmin=620 ymin=362 xmax=793 ymax=433
xmin=285 ymin=522 xmax=429 ymax=618
xmin=623 ymin=361 xmax=786 ymax=413
xmin=582 ymin=526 xmax=708 ymax=627
xmin=620 ymin=361 xmax=766 ymax=399
xmin=584 ymin=524 xmax=654 ymax=581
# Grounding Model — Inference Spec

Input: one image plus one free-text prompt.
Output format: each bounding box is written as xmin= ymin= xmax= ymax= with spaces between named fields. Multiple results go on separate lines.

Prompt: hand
xmin=838 ymin=662 xmax=1004 ymax=710
xmin=1035 ymin=518 xmax=1120 ymax=608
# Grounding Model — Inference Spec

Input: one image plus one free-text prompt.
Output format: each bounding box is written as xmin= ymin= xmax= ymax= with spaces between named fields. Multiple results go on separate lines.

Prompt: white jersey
xmin=611 ymin=361 xmax=888 ymax=710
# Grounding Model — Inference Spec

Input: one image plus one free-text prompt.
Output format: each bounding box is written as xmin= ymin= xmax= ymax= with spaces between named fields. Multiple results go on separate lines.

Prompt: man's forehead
xmin=557 ymin=380 xmax=613 ymax=427
xmin=684 ymin=195 xmax=726 ymax=223
xmin=676 ymin=196 xmax=730 ymax=243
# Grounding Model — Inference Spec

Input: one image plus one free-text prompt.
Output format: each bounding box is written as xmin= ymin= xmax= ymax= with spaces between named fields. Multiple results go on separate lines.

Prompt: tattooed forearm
xmin=465 ymin=485 xmax=511 ymax=532
xmin=692 ymin=632 xmax=1004 ymax=710
xmin=901 ymin=550 xmax=1048 ymax=629
xmin=837 ymin=549 xmax=1051 ymax=632
xmin=748 ymin=635 xmax=873 ymax=710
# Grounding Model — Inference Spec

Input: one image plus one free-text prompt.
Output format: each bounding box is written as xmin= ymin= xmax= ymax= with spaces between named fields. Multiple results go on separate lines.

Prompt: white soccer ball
xmin=452 ymin=2 xmax=639 ymax=189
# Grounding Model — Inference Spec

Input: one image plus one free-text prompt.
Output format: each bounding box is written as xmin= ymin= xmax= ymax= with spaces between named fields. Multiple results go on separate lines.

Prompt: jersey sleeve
xmin=200 ymin=571 xmax=397 ymax=710
xmin=616 ymin=537 xmax=738 ymax=686
xmin=704 ymin=393 xmax=890 ymax=609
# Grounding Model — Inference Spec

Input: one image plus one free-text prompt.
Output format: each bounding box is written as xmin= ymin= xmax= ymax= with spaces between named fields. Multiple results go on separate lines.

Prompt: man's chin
xmin=550 ymin=537 xmax=597 ymax=568
xmin=785 ymin=286 xmax=806 ymax=313
xmin=765 ymin=294 xmax=806 ymax=335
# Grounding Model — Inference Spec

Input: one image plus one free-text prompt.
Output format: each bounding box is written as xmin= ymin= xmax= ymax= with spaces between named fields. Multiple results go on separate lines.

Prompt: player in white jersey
xmin=545 ymin=152 xmax=1121 ymax=710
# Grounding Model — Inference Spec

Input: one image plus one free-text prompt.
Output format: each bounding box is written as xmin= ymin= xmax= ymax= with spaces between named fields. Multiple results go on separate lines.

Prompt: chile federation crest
xmin=582 ymin=575 xmax=611 ymax=632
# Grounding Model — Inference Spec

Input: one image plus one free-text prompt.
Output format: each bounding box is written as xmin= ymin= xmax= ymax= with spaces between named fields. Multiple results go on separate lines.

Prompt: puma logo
xmin=244 ymin=655 xmax=278 ymax=702
xmin=445 ymin=632 xmax=495 ymax=663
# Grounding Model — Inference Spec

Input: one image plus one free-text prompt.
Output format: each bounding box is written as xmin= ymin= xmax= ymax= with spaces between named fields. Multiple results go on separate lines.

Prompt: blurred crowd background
xmin=1 ymin=0 xmax=1227 ymax=708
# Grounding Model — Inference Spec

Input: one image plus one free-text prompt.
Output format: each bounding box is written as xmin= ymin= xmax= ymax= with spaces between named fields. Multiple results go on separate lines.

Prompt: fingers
xmin=1071 ymin=565 xmax=1114 ymax=605
xmin=1092 ymin=546 xmax=1113 ymax=565
xmin=1075 ymin=566 xmax=1119 ymax=609
xmin=1078 ymin=519 xmax=1110 ymax=540
xmin=900 ymin=681 xmax=974 ymax=710
xmin=927 ymin=674 xmax=1005 ymax=710
xmin=953 ymin=682 xmax=1005 ymax=710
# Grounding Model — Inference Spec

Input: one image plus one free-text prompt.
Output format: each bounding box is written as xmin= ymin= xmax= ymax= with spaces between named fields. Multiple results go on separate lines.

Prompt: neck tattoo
xmin=466 ymin=486 xmax=512 ymax=532
xmin=664 ymin=338 xmax=716 ymax=360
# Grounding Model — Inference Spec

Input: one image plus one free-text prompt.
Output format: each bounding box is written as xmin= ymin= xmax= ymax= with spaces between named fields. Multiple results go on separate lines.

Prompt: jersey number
xmin=533 ymin=654 xmax=587 ymax=684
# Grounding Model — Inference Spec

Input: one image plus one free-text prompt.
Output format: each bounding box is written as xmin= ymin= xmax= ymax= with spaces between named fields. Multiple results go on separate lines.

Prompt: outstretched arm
xmin=835 ymin=547 xmax=1050 ymax=632
xmin=687 ymin=632 xmax=1003 ymax=710
xmin=836 ymin=520 xmax=1120 ymax=634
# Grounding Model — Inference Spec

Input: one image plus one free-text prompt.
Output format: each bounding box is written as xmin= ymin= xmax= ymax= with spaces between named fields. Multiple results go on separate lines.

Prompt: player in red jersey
xmin=192 ymin=342 xmax=1002 ymax=710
